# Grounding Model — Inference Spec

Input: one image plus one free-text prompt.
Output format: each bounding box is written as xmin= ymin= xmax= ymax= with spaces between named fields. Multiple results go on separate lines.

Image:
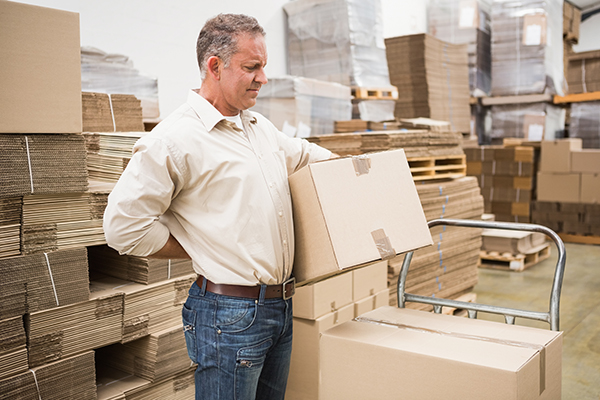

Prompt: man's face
xmin=218 ymin=33 xmax=268 ymax=116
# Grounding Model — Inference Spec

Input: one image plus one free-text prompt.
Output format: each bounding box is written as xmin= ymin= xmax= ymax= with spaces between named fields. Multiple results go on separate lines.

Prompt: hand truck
xmin=396 ymin=218 xmax=567 ymax=331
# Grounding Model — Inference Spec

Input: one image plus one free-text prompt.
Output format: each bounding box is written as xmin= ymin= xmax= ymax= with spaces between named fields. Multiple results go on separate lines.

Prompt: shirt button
xmin=283 ymin=240 xmax=287 ymax=245
xmin=278 ymin=211 xmax=283 ymax=217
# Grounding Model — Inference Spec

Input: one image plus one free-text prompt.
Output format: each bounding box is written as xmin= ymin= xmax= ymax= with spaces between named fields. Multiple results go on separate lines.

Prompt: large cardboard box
xmin=293 ymin=270 xmax=353 ymax=320
xmin=352 ymin=260 xmax=388 ymax=301
xmin=320 ymin=307 xmax=562 ymax=400
xmin=289 ymin=149 xmax=432 ymax=284
xmin=286 ymin=304 xmax=355 ymax=400
xmin=540 ymin=139 xmax=582 ymax=173
xmin=581 ymin=173 xmax=600 ymax=204
xmin=0 ymin=1 xmax=82 ymax=133
xmin=571 ymin=149 xmax=600 ymax=173
xmin=537 ymin=172 xmax=580 ymax=203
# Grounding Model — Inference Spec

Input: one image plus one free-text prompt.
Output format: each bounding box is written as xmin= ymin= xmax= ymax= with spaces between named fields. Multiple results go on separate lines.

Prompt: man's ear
xmin=206 ymin=56 xmax=221 ymax=80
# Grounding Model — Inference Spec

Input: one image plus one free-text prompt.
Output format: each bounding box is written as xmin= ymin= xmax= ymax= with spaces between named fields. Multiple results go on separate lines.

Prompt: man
xmin=103 ymin=13 xmax=333 ymax=400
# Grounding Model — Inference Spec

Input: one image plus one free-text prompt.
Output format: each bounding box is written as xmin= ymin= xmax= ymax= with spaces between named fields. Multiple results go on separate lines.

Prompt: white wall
xmin=572 ymin=13 xmax=600 ymax=52
xmin=14 ymin=0 xmax=290 ymax=119
xmin=381 ymin=0 xmax=429 ymax=38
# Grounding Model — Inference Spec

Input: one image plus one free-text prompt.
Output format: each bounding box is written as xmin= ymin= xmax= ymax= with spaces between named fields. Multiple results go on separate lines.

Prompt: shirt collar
xmin=187 ymin=89 xmax=257 ymax=131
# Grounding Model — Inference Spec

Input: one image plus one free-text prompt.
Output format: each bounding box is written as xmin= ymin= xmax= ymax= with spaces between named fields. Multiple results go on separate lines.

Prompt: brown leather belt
xmin=196 ymin=275 xmax=295 ymax=300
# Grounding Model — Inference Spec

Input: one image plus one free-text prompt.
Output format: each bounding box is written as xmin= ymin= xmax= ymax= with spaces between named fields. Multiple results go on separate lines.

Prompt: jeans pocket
xmin=235 ymin=339 xmax=273 ymax=397
xmin=216 ymin=298 xmax=257 ymax=333
xmin=182 ymin=303 xmax=197 ymax=363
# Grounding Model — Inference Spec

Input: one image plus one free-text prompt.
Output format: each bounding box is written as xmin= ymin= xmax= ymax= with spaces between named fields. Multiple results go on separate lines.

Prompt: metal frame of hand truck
xmin=396 ymin=218 xmax=567 ymax=331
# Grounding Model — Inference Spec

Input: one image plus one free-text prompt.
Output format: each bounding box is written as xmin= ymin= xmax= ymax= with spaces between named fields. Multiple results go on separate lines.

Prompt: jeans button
xmin=217 ymin=328 xmax=222 ymax=334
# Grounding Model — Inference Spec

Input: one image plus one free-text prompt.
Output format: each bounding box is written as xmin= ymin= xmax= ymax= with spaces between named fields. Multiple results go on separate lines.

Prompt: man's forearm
xmin=149 ymin=234 xmax=191 ymax=259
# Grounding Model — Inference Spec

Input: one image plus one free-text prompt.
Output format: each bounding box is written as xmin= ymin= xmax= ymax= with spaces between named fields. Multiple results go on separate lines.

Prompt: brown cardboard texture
xmin=540 ymin=139 xmax=582 ymax=173
xmin=537 ymin=172 xmax=581 ymax=203
xmin=571 ymin=149 xmax=600 ymax=173
xmin=354 ymin=289 xmax=390 ymax=317
xmin=581 ymin=173 xmax=600 ymax=204
xmin=286 ymin=304 xmax=355 ymax=400
xmin=289 ymin=149 xmax=432 ymax=284
xmin=320 ymin=307 xmax=562 ymax=400
xmin=293 ymin=270 xmax=353 ymax=320
xmin=352 ymin=260 xmax=388 ymax=301
xmin=0 ymin=1 xmax=82 ymax=133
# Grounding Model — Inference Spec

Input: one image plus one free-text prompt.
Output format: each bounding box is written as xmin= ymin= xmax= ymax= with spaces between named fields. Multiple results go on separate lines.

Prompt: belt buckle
xmin=282 ymin=277 xmax=295 ymax=300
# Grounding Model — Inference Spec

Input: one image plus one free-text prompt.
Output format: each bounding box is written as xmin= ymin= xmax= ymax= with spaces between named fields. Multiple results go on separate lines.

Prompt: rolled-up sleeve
xmin=103 ymin=137 xmax=186 ymax=256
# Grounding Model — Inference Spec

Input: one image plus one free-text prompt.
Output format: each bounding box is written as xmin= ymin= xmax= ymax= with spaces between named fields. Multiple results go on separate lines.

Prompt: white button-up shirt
xmin=103 ymin=90 xmax=331 ymax=285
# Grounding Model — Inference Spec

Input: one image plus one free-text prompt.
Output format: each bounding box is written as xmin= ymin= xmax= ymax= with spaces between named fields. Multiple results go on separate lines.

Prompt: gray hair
xmin=196 ymin=13 xmax=266 ymax=80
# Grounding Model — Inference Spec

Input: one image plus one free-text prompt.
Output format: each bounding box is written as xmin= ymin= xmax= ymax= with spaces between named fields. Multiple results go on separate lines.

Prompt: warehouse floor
xmin=473 ymin=241 xmax=600 ymax=400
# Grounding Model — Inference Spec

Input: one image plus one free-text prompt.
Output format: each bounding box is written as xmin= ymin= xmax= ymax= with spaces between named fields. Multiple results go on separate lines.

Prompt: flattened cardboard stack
xmin=21 ymin=193 xmax=105 ymax=254
xmin=283 ymin=0 xmax=391 ymax=88
xmin=81 ymin=46 xmax=160 ymax=122
xmin=566 ymin=50 xmax=600 ymax=94
xmin=0 ymin=259 xmax=27 ymax=321
xmin=0 ymin=134 xmax=88 ymax=198
xmin=96 ymin=324 xmax=191 ymax=383
xmin=490 ymin=102 xmax=565 ymax=142
xmin=283 ymin=0 xmax=395 ymax=121
xmin=384 ymin=33 xmax=471 ymax=133
xmin=0 ymin=351 xmax=96 ymax=400
xmin=96 ymin=366 xmax=195 ymax=400
xmin=0 ymin=316 xmax=28 ymax=380
xmin=569 ymin=101 xmax=600 ymax=149
xmin=388 ymin=177 xmax=484 ymax=307
xmin=427 ymin=0 xmax=492 ymax=96
xmin=0 ymin=197 xmax=22 ymax=259
xmin=0 ymin=248 xmax=90 ymax=314
xmin=465 ymin=145 xmax=538 ymax=222
xmin=490 ymin=0 xmax=563 ymax=96
xmin=83 ymin=131 xmax=145 ymax=183
xmin=287 ymin=262 xmax=389 ymax=400
xmin=91 ymin=274 xmax=195 ymax=344
xmin=88 ymin=245 xmax=193 ymax=285
xmin=82 ymin=92 xmax=145 ymax=132
xmin=252 ymin=76 xmax=352 ymax=137
xmin=27 ymin=282 xmax=123 ymax=368
xmin=307 ymin=130 xmax=464 ymax=158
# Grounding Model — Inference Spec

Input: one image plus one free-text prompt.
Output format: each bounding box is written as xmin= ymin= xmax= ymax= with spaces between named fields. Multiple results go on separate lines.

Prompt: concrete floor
xmin=473 ymin=242 xmax=600 ymax=400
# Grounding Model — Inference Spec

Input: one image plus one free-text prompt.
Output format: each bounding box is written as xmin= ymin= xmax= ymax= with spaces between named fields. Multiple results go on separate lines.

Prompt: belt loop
xmin=258 ymin=284 xmax=267 ymax=305
xmin=199 ymin=276 xmax=207 ymax=296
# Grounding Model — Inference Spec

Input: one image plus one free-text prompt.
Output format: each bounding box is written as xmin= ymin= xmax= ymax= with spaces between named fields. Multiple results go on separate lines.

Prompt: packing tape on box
xmin=355 ymin=316 xmax=546 ymax=394
xmin=352 ymin=155 xmax=371 ymax=176
xmin=371 ymin=229 xmax=396 ymax=260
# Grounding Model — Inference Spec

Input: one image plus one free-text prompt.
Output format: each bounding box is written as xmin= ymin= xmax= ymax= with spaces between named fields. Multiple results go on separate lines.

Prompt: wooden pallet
xmin=558 ymin=233 xmax=600 ymax=245
xmin=553 ymin=91 xmax=600 ymax=104
xmin=479 ymin=243 xmax=551 ymax=272
xmin=351 ymin=86 xmax=398 ymax=100
xmin=441 ymin=292 xmax=477 ymax=317
xmin=408 ymin=154 xmax=467 ymax=181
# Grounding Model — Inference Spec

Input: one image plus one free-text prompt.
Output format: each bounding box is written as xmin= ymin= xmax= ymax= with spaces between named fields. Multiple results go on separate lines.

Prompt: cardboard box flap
xmin=307 ymin=150 xmax=432 ymax=268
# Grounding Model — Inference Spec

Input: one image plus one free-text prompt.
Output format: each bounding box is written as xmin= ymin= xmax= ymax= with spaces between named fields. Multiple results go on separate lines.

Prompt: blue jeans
xmin=182 ymin=281 xmax=293 ymax=400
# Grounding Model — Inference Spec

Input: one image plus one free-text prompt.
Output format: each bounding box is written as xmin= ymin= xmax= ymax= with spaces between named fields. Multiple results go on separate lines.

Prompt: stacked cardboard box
xmin=283 ymin=0 xmax=391 ymax=88
xmin=96 ymin=367 xmax=195 ymax=400
xmin=81 ymin=46 xmax=160 ymax=122
xmin=566 ymin=50 xmax=600 ymax=94
xmin=96 ymin=325 xmax=192 ymax=383
xmin=427 ymin=0 xmax=492 ymax=96
xmin=388 ymin=177 xmax=484 ymax=307
xmin=82 ymin=92 xmax=145 ymax=132
xmin=563 ymin=1 xmax=581 ymax=44
xmin=283 ymin=0 xmax=395 ymax=121
xmin=569 ymin=101 xmax=600 ymax=148
xmin=0 ymin=197 xmax=22 ymax=259
xmin=0 ymin=351 xmax=97 ymax=400
xmin=465 ymin=145 xmax=537 ymax=222
xmin=533 ymin=202 xmax=600 ymax=237
xmin=83 ymin=131 xmax=145 ymax=183
xmin=0 ymin=316 xmax=28 ymax=380
xmin=286 ymin=262 xmax=389 ymax=400
xmin=319 ymin=306 xmax=562 ymax=399
xmin=252 ymin=76 xmax=352 ymax=137
xmin=385 ymin=34 xmax=471 ymax=133
xmin=537 ymin=138 xmax=600 ymax=208
xmin=490 ymin=102 xmax=565 ymax=142
xmin=88 ymin=245 xmax=193 ymax=284
xmin=490 ymin=0 xmax=564 ymax=96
